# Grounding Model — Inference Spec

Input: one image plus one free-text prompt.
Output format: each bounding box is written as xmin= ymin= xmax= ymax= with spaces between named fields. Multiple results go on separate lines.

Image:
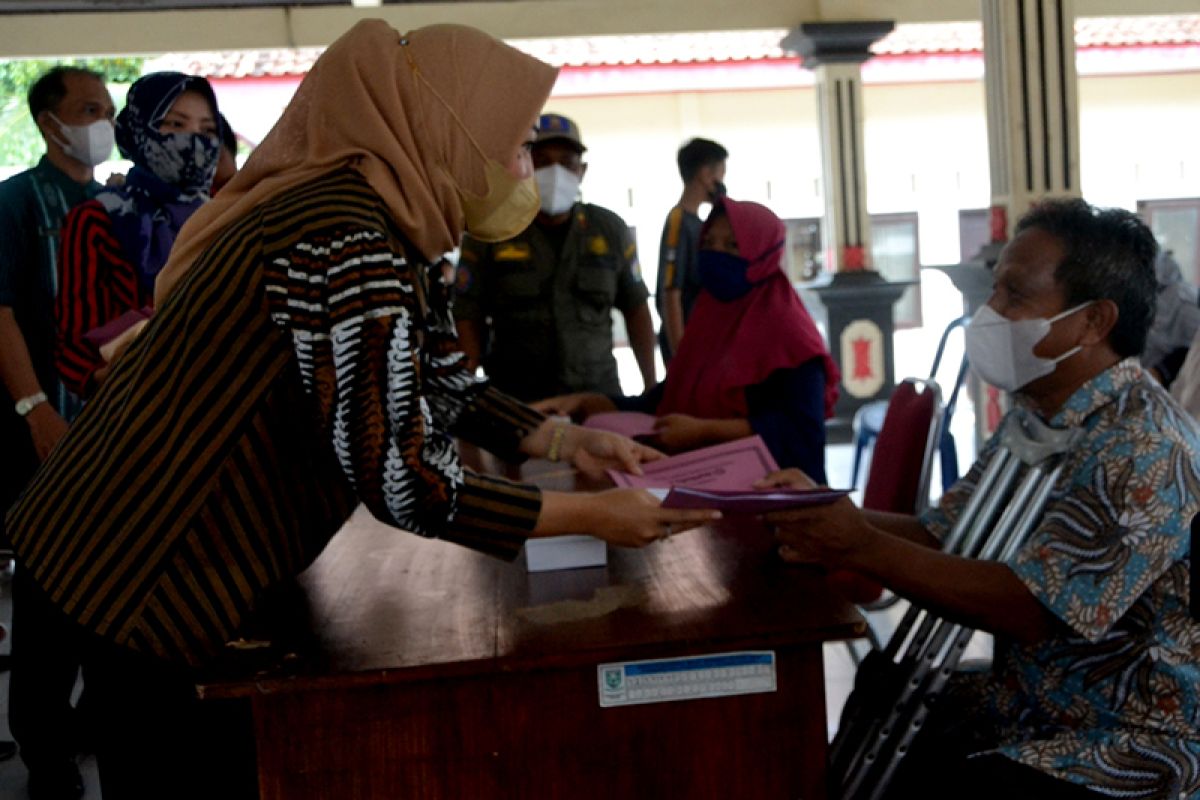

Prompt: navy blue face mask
xmin=698 ymin=249 xmax=752 ymax=302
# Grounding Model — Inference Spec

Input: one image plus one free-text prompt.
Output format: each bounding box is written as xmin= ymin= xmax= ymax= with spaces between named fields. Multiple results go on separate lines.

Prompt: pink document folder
xmin=583 ymin=411 xmax=658 ymax=439
xmin=607 ymin=435 xmax=780 ymax=491
xmin=661 ymin=487 xmax=848 ymax=514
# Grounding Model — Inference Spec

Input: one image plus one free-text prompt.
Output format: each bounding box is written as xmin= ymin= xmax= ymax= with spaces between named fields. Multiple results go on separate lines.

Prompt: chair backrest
xmin=930 ymin=315 xmax=971 ymax=491
xmin=862 ymin=378 xmax=944 ymax=514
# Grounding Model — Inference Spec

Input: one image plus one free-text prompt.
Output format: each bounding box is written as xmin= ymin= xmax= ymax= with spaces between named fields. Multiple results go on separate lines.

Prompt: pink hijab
xmin=658 ymin=198 xmax=839 ymax=419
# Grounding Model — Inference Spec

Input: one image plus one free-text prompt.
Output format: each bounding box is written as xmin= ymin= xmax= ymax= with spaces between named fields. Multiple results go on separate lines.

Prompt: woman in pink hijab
xmin=538 ymin=197 xmax=839 ymax=482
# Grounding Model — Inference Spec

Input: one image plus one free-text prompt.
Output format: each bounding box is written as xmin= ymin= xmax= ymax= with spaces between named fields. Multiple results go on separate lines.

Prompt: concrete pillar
xmin=782 ymin=21 xmax=909 ymax=439
xmin=952 ymin=0 xmax=1082 ymax=445
xmin=983 ymin=0 xmax=1081 ymax=243
xmin=783 ymin=21 xmax=894 ymax=273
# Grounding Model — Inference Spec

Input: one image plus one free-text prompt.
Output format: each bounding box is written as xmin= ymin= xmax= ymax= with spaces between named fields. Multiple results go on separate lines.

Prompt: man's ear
xmin=578 ymin=162 xmax=588 ymax=181
xmin=1081 ymin=299 xmax=1119 ymax=347
xmin=35 ymin=110 xmax=56 ymax=139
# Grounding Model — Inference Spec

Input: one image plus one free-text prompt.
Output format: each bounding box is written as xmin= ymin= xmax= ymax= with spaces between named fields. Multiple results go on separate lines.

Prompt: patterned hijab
xmin=96 ymin=72 xmax=220 ymax=292
xmin=155 ymin=20 xmax=558 ymax=304
xmin=658 ymin=198 xmax=840 ymax=419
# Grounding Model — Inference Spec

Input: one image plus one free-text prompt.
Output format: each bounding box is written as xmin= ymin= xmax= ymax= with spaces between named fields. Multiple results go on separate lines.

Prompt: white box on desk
xmin=524 ymin=535 xmax=607 ymax=572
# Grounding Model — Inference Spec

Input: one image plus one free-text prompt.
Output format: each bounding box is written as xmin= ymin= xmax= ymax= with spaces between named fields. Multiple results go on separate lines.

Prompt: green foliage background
xmin=0 ymin=58 xmax=143 ymax=167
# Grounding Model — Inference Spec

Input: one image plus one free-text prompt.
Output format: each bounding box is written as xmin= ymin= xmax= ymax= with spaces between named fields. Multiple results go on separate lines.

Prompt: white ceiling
xmin=0 ymin=0 xmax=1196 ymax=58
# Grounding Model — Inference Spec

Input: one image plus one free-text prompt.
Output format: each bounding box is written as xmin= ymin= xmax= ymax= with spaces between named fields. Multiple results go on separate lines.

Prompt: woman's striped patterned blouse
xmin=6 ymin=169 xmax=546 ymax=666
xmin=55 ymin=200 xmax=150 ymax=397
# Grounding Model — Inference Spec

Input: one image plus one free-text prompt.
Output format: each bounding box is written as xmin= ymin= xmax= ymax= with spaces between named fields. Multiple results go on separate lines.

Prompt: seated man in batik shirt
xmin=763 ymin=198 xmax=1200 ymax=799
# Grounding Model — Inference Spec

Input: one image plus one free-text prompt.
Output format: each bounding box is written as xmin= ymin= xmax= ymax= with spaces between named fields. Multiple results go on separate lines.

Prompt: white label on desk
xmin=597 ymin=651 xmax=776 ymax=708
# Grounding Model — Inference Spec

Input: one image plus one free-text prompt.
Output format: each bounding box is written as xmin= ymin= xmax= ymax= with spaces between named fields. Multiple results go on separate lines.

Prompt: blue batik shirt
xmin=921 ymin=358 xmax=1200 ymax=798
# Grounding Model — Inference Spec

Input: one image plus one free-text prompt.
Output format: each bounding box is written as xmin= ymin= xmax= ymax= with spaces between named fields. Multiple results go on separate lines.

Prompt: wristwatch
xmin=14 ymin=391 xmax=47 ymax=417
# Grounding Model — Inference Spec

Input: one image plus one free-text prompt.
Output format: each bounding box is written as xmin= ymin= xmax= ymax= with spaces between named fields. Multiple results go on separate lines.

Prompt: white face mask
xmin=534 ymin=164 xmax=581 ymax=216
xmin=964 ymin=302 xmax=1092 ymax=392
xmin=49 ymin=114 xmax=114 ymax=167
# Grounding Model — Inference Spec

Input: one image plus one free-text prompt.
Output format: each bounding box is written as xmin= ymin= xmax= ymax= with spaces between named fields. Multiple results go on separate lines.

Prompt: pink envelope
xmin=608 ymin=435 xmax=780 ymax=491
xmin=661 ymin=487 xmax=848 ymax=514
xmin=583 ymin=411 xmax=658 ymax=439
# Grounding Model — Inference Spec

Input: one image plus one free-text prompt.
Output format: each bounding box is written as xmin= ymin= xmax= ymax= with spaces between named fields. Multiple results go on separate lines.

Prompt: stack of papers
xmin=526 ymin=435 xmax=840 ymax=572
xmin=608 ymin=435 xmax=846 ymax=514
xmin=608 ymin=435 xmax=780 ymax=492
xmin=525 ymin=535 xmax=608 ymax=573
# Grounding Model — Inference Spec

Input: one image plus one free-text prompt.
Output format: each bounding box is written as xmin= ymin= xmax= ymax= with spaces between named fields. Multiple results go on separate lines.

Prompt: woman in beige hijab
xmin=6 ymin=20 xmax=717 ymax=798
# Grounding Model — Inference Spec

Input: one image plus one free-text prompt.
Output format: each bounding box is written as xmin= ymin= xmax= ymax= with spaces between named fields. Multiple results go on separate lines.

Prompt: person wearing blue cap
xmin=455 ymin=112 xmax=658 ymax=401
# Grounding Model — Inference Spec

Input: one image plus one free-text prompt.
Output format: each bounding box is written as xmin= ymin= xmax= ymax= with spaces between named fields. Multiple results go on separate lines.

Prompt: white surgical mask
xmin=49 ymin=114 xmax=114 ymax=167
xmin=964 ymin=302 xmax=1092 ymax=392
xmin=534 ymin=164 xmax=581 ymax=216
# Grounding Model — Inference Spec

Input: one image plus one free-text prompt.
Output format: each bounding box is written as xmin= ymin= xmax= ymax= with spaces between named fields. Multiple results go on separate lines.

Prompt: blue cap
xmin=536 ymin=113 xmax=586 ymax=153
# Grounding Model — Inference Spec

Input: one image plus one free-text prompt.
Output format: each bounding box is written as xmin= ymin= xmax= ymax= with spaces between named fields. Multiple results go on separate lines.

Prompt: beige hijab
xmin=155 ymin=20 xmax=557 ymax=304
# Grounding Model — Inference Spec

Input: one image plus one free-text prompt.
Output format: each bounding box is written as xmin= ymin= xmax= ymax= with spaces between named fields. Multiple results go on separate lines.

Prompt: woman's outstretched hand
xmin=565 ymin=426 xmax=664 ymax=477
xmin=535 ymin=488 xmax=721 ymax=547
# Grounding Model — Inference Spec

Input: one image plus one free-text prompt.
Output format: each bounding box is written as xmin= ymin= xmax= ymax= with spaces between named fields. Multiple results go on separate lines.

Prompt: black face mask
xmin=698 ymin=249 xmax=752 ymax=302
xmin=708 ymin=180 xmax=727 ymax=203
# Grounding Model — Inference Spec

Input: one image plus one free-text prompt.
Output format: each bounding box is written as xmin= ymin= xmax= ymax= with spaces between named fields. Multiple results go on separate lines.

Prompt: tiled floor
xmin=0 ymin=439 xmax=978 ymax=799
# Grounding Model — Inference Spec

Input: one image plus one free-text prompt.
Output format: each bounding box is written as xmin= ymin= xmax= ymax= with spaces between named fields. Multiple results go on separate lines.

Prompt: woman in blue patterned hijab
xmin=55 ymin=71 xmax=222 ymax=396
xmin=101 ymin=72 xmax=221 ymax=286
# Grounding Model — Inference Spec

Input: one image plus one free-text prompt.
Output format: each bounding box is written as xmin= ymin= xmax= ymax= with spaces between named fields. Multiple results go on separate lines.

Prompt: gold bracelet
xmin=547 ymin=425 xmax=568 ymax=463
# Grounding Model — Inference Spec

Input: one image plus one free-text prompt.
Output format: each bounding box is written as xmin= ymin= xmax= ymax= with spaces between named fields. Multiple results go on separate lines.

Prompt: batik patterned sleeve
xmin=419 ymin=259 xmax=546 ymax=461
xmin=265 ymin=221 xmax=540 ymax=560
xmin=451 ymin=385 xmax=546 ymax=461
xmin=56 ymin=201 xmax=142 ymax=396
xmin=1008 ymin=401 xmax=1200 ymax=642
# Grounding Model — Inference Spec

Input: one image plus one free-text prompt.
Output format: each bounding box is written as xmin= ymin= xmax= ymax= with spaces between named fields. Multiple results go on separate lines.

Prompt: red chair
xmin=850 ymin=315 xmax=969 ymax=493
xmin=830 ymin=378 xmax=944 ymax=605
xmin=862 ymin=378 xmax=943 ymax=515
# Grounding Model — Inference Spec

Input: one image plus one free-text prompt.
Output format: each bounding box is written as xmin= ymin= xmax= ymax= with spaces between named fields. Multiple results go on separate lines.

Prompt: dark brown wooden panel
xmin=253 ymin=644 xmax=829 ymax=800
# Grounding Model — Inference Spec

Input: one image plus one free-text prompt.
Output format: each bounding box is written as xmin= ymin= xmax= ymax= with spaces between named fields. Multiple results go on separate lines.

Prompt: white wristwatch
xmin=14 ymin=391 xmax=48 ymax=417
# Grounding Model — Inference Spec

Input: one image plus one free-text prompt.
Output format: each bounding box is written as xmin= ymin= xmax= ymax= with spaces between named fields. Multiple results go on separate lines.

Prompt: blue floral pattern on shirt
xmin=921 ymin=359 xmax=1200 ymax=798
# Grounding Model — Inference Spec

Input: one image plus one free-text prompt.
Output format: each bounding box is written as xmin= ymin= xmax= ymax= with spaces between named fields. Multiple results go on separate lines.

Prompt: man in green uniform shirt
xmin=455 ymin=113 xmax=657 ymax=402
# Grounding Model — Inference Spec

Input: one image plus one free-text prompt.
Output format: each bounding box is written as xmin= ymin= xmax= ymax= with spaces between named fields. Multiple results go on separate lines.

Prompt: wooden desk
xmin=200 ymin=464 xmax=865 ymax=800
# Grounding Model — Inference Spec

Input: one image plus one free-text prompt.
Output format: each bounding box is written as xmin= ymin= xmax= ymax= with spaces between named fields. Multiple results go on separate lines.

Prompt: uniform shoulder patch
xmin=454 ymin=263 xmax=473 ymax=294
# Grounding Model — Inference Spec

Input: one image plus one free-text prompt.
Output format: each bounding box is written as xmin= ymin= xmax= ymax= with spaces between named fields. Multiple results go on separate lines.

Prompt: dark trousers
xmin=838 ymin=650 xmax=1106 ymax=800
xmin=887 ymin=751 xmax=1107 ymax=799
xmin=8 ymin=570 xmax=84 ymax=772
xmin=85 ymin=631 xmax=259 ymax=799
xmin=4 ymin=414 xmax=85 ymax=773
xmin=881 ymin=686 xmax=1106 ymax=799
xmin=13 ymin=577 xmax=258 ymax=799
